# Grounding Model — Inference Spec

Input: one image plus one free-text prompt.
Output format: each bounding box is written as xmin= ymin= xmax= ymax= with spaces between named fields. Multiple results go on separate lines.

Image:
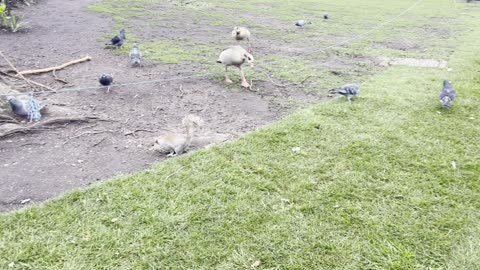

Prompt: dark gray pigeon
xmin=99 ymin=74 xmax=113 ymax=93
xmin=129 ymin=43 xmax=142 ymax=66
xmin=295 ymin=20 xmax=312 ymax=28
xmin=439 ymin=79 xmax=456 ymax=108
xmin=329 ymin=83 xmax=360 ymax=102
xmin=108 ymin=29 xmax=126 ymax=48
xmin=7 ymin=95 xmax=43 ymax=122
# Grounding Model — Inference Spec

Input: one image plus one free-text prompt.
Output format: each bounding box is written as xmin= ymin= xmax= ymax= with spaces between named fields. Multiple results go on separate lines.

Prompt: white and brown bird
xmin=231 ymin=26 xmax=252 ymax=52
xmin=217 ymin=46 xmax=254 ymax=89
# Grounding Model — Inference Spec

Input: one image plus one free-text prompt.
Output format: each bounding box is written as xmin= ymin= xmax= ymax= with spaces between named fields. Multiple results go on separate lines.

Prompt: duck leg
xmin=239 ymin=67 xmax=250 ymax=88
xmin=225 ymin=66 xmax=233 ymax=84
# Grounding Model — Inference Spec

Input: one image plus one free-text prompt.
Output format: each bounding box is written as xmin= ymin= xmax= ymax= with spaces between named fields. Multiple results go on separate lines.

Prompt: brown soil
xmin=0 ymin=0 xmax=324 ymax=211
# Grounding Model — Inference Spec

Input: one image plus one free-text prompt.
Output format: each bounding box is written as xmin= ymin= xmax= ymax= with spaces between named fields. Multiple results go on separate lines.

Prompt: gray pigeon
xmin=129 ymin=43 xmax=142 ymax=66
xmin=295 ymin=20 xmax=312 ymax=28
xmin=329 ymin=84 xmax=360 ymax=102
xmin=7 ymin=95 xmax=43 ymax=122
xmin=107 ymin=29 xmax=126 ymax=48
xmin=439 ymin=79 xmax=456 ymax=108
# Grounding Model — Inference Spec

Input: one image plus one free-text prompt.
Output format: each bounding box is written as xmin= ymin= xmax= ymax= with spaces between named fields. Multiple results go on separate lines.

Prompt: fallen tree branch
xmin=0 ymin=116 xmax=103 ymax=138
xmin=0 ymin=51 xmax=56 ymax=92
xmin=18 ymin=56 xmax=91 ymax=76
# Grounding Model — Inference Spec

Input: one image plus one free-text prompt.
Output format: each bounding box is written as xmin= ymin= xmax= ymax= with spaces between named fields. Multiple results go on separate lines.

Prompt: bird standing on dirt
xmin=295 ymin=20 xmax=312 ymax=28
xmin=329 ymin=84 xmax=360 ymax=102
xmin=108 ymin=29 xmax=126 ymax=48
xmin=439 ymin=79 xmax=456 ymax=109
xmin=129 ymin=43 xmax=142 ymax=66
xmin=231 ymin=26 xmax=252 ymax=52
xmin=217 ymin=45 xmax=254 ymax=88
xmin=99 ymin=74 xmax=113 ymax=93
xmin=6 ymin=94 xmax=43 ymax=122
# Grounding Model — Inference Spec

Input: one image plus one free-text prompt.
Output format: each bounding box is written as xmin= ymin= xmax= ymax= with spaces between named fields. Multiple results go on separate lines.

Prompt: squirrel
xmin=151 ymin=114 xmax=204 ymax=157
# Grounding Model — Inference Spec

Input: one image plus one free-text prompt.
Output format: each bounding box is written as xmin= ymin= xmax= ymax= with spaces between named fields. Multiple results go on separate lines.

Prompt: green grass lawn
xmin=2 ymin=0 xmax=480 ymax=269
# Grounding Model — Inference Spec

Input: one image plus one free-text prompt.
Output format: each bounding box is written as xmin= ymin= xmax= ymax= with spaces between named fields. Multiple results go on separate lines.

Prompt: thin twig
xmin=124 ymin=129 xmax=156 ymax=137
xmin=0 ymin=114 xmax=19 ymax=123
xmin=52 ymin=69 xmax=69 ymax=84
xmin=178 ymin=84 xmax=184 ymax=98
xmin=91 ymin=136 xmax=107 ymax=147
xmin=73 ymin=123 xmax=99 ymax=134
xmin=164 ymin=166 xmax=184 ymax=181
xmin=63 ymin=130 xmax=114 ymax=145
xmin=0 ymin=51 xmax=35 ymax=89
xmin=254 ymin=66 xmax=296 ymax=88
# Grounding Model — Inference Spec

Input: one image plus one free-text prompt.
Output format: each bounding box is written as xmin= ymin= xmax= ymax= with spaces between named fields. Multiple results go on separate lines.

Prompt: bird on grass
xmin=439 ymin=79 xmax=456 ymax=109
xmin=107 ymin=29 xmax=126 ymax=48
xmin=323 ymin=12 xmax=329 ymax=19
xmin=129 ymin=43 xmax=142 ymax=66
xmin=6 ymin=94 xmax=44 ymax=122
xmin=99 ymin=74 xmax=113 ymax=93
xmin=329 ymin=84 xmax=360 ymax=102
xmin=295 ymin=20 xmax=312 ymax=28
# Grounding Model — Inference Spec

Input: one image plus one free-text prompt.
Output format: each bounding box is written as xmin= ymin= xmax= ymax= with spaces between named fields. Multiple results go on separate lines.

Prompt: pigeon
xmin=129 ymin=43 xmax=142 ymax=66
xmin=323 ymin=12 xmax=329 ymax=19
xmin=439 ymin=79 xmax=456 ymax=108
xmin=6 ymin=95 xmax=43 ymax=122
xmin=295 ymin=20 xmax=312 ymax=28
xmin=329 ymin=84 xmax=360 ymax=102
xmin=99 ymin=74 xmax=113 ymax=93
xmin=107 ymin=29 xmax=126 ymax=48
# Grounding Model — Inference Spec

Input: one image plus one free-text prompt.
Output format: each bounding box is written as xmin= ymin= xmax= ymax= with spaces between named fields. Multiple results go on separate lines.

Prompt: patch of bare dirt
xmin=0 ymin=0 xmax=325 ymax=212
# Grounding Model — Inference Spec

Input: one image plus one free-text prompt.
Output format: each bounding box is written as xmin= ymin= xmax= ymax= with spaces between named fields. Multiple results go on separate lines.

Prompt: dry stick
xmin=18 ymin=56 xmax=92 ymax=76
xmin=178 ymin=84 xmax=184 ymax=99
xmin=52 ymin=69 xmax=68 ymax=84
xmin=254 ymin=66 xmax=296 ymax=88
xmin=0 ymin=51 xmax=56 ymax=92
xmin=63 ymin=130 xmax=114 ymax=145
xmin=124 ymin=129 xmax=156 ymax=137
xmin=0 ymin=51 xmax=35 ymax=89
xmin=0 ymin=116 xmax=103 ymax=138
xmin=91 ymin=136 xmax=107 ymax=147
